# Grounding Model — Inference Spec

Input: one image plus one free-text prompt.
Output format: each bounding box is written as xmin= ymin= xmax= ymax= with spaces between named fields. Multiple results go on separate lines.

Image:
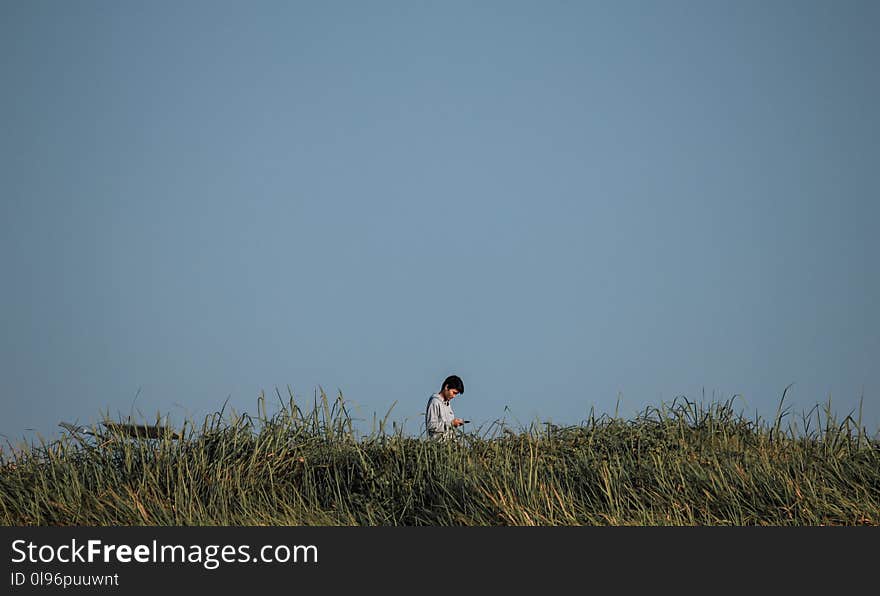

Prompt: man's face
xmin=442 ymin=387 xmax=460 ymax=401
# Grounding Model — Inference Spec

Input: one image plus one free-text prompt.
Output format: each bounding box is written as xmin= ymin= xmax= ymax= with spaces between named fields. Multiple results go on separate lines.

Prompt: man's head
xmin=440 ymin=375 xmax=464 ymax=401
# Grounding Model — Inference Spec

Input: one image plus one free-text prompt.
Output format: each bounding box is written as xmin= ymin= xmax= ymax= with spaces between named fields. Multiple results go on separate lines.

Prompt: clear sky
xmin=2 ymin=0 xmax=878 ymax=443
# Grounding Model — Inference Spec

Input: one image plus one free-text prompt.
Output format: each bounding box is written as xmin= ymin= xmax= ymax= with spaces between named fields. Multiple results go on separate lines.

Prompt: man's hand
xmin=452 ymin=418 xmax=465 ymax=427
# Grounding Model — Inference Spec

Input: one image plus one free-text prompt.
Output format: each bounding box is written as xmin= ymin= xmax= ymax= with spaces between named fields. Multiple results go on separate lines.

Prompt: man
xmin=425 ymin=374 xmax=465 ymax=441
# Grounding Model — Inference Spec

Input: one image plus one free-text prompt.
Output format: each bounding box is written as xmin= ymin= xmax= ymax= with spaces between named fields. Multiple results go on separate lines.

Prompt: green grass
xmin=2 ymin=390 xmax=878 ymax=526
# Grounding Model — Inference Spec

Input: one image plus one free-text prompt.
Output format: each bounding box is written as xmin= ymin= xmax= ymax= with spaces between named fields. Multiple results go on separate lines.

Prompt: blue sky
xmin=2 ymin=0 xmax=878 ymax=443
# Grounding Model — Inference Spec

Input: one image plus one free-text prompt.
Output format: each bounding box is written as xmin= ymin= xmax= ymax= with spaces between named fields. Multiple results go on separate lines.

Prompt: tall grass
xmin=2 ymin=390 xmax=878 ymax=525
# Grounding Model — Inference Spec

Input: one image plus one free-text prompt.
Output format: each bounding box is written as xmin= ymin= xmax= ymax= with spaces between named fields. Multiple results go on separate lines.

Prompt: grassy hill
xmin=2 ymin=393 xmax=878 ymax=525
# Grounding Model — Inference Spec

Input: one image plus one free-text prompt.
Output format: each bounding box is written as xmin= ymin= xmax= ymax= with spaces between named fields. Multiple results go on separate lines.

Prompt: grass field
xmin=2 ymin=390 xmax=878 ymax=526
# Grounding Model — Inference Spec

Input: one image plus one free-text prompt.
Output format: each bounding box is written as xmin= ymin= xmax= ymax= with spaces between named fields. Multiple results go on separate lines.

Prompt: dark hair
xmin=442 ymin=375 xmax=464 ymax=394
